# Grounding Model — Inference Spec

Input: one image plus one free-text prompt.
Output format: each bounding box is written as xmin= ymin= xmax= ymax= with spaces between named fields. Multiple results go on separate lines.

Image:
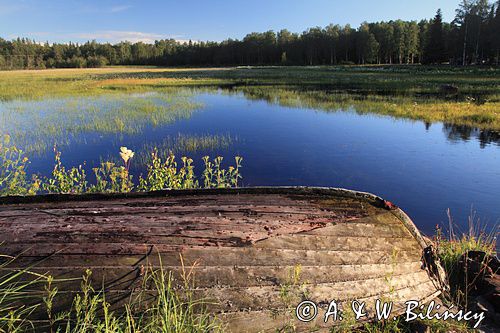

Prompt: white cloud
xmin=71 ymin=31 xmax=182 ymax=44
xmin=110 ymin=5 xmax=132 ymax=13
xmin=0 ymin=3 xmax=26 ymax=15
xmin=77 ymin=4 xmax=132 ymax=14
xmin=7 ymin=30 xmax=193 ymax=45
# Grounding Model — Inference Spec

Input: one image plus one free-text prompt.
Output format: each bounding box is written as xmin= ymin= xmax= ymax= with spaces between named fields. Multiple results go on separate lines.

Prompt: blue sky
xmin=0 ymin=0 xmax=460 ymax=43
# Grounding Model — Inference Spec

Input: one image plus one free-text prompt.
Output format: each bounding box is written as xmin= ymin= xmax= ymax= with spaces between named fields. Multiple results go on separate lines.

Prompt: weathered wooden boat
xmin=0 ymin=187 xmax=447 ymax=332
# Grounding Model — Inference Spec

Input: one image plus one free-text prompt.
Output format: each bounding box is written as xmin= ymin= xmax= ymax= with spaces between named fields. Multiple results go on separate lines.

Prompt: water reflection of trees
xmin=227 ymin=86 xmax=500 ymax=148
xmin=442 ymin=123 xmax=500 ymax=148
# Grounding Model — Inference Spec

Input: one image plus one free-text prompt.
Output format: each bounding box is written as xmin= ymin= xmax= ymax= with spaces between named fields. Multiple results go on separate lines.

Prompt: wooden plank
xmin=219 ymin=289 xmax=442 ymax=332
xmin=0 ymin=196 xmax=369 ymax=216
xmin=3 ymin=262 xmax=424 ymax=289
xmin=6 ymin=246 xmax=421 ymax=266
xmin=1 ymin=215 xmax=410 ymax=249
xmin=31 ymin=274 xmax=435 ymax=317
xmin=36 ymin=280 xmax=438 ymax=331
xmin=4 ymin=236 xmax=421 ymax=253
xmin=187 ymin=271 xmax=432 ymax=312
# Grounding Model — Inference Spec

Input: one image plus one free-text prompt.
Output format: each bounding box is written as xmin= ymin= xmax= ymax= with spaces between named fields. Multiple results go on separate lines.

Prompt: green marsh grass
xmin=133 ymin=133 xmax=236 ymax=167
xmin=158 ymin=133 xmax=235 ymax=154
xmin=228 ymin=86 xmax=500 ymax=131
xmin=0 ymin=252 xmax=47 ymax=333
xmin=0 ymin=253 xmax=223 ymax=333
xmin=0 ymin=135 xmax=40 ymax=196
xmin=1 ymin=66 xmax=499 ymax=131
xmin=434 ymin=209 xmax=498 ymax=309
xmin=0 ymin=91 xmax=203 ymax=155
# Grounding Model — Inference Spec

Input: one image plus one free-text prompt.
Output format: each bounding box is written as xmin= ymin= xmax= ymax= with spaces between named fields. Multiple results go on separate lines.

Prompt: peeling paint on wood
xmin=0 ymin=187 xmax=446 ymax=332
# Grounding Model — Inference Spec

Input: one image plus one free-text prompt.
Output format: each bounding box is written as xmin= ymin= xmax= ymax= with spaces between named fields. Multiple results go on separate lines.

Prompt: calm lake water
xmin=1 ymin=88 xmax=499 ymax=236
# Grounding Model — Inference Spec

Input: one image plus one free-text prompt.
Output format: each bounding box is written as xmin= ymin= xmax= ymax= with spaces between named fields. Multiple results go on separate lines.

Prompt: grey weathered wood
xmin=0 ymin=187 xmax=446 ymax=332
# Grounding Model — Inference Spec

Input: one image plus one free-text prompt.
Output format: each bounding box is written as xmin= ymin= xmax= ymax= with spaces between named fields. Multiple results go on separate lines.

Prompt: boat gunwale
xmin=0 ymin=186 xmax=382 ymax=204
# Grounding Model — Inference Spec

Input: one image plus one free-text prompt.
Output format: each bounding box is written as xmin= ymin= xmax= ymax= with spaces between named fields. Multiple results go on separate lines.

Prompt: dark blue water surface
xmin=1 ymin=89 xmax=499 ymax=236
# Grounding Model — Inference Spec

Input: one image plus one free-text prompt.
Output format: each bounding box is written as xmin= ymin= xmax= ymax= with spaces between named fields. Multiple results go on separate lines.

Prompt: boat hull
xmin=0 ymin=187 xmax=445 ymax=331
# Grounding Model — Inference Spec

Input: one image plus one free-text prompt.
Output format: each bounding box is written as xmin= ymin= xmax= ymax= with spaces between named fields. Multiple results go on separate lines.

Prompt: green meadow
xmin=1 ymin=66 xmax=499 ymax=131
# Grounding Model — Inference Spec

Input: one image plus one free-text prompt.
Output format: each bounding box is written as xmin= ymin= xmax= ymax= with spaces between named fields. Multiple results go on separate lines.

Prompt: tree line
xmin=1 ymin=0 xmax=499 ymax=70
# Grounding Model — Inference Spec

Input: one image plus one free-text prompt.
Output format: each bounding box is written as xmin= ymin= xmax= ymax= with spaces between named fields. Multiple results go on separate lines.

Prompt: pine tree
xmin=494 ymin=1 xmax=500 ymax=64
xmin=424 ymin=9 xmax=446 ymax=64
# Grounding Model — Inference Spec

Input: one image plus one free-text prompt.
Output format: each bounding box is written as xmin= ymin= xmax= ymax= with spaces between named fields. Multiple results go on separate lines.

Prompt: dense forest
xmin=1 ymin=0 xmax=499 ymax=69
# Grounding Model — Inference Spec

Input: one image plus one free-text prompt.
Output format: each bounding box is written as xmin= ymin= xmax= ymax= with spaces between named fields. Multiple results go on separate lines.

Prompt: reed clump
xmin=434 ymin=209 xmax=498 ymax=309
xmin=0 ymin=135 xmax=40 ymax=196
xmin=0 ymin=254 xmax=223 ymax=333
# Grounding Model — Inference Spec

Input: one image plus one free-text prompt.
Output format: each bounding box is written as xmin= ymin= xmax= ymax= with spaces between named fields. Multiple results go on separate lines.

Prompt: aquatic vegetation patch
xmin=162 ymin=133 xmax=235 ymax=153
xmin=132 ymin=133 xmax=236 ymax=167
xmin=0 ymin=91 xmax=204 ymax=154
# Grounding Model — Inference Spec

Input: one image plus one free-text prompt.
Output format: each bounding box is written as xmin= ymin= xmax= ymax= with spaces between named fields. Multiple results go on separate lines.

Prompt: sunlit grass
xmin=434 ymin=209 xmax=498 ymax=309
xmin=229 ymin=86 xmax=500 ymax=131
xmin=0 ymin=253 xmax=223 ymax=333
xmin=1 ymin=66 xmax=499 ymax=131
xmin=0 ymin=251 xmax=47 ymax=332
xmin=133 ymin=133 xmax=236 ymax=166
xmin=0 ymin=67 xmax=230 ymax=101
xmin=0 ymin=137 xmax=243 ymax=196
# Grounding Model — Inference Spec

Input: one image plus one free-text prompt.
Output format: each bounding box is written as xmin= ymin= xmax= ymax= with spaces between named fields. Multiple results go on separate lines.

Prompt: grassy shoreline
xmin=1 ymin=66 xmax=499 ymax=131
